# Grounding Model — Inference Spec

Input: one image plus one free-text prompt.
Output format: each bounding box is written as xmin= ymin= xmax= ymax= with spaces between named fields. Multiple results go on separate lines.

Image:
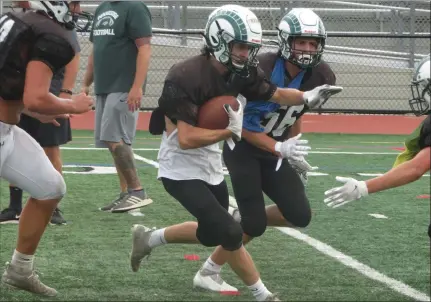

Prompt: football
xmin=197 ymin=95 xmax=239 ymax=130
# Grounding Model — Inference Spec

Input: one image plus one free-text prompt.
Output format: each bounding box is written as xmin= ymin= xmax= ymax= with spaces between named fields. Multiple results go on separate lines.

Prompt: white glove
xmin=224 ymin=99 xmax=243 ymax=140
xmin=288 ymin=156 xmax=318 ymax=186
xmin=303 ymin=85 xmax=343 ymax=109
xmin=274 ymin=133 xmax=311 ymax=161
xmin=324 ymin=176 xmax=369 ymax=208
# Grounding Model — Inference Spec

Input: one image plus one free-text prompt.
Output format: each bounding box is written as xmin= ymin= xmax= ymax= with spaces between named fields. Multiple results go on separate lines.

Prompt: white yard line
xmin=276 ymin=227 xmax=430 ymax=302
xmin=69 ymin=148 xmax=429 ymax=301
xmin=61 ymin=146 xmax=399 ymax=155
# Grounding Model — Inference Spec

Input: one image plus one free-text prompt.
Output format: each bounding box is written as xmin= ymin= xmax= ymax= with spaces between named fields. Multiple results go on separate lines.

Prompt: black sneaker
xmin=0 ymin=208 xmax=20 ymax=224
xmin=50 ymin=208 xmax=66 ymax=225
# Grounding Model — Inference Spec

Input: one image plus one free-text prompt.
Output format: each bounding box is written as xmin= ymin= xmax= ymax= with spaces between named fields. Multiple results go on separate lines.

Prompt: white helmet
xmin=277 ymin=8 xmax=326 ymax=68
xmin=204 ymin=5 xmax=262 ymax=77
xmin=26 ymin=1 xmax=89 ymax=30
xmin=409 ymin=55 xmax=430 ymax=116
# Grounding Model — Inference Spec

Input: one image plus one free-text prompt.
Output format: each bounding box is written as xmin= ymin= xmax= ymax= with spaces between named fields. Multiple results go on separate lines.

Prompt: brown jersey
xmin=0 ymin=11 xmax=79 ymax=101
xmin=149 ymin=54 xmax=277 ymax=134
xmin=254 ymin=51 xmax=336 ymax=141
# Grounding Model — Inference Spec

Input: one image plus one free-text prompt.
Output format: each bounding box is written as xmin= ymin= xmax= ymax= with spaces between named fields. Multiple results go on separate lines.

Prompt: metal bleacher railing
xmin=1 ymin=1 xmax=430 ymax=114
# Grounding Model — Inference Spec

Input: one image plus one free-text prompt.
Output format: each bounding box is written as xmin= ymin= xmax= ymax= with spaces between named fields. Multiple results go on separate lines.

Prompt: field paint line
xmin=309 ymin=151 xmax=399 ymax=155
xmin=61 ymin=147 xmax=160 ymax=151
xmin=275 ymin=226 xmax=430 ymax=302
xmin=358 ymin=173 xmax=430 ymax=177
xmin=132 ymin=153 xmax=429 ymax=301
xmin=62 ymin=146 xmax=399 ymax=155
xmin=368 ymin=213 xmax=388 ymax=219
xmin=133 ymin=153 xmax=159 ymax=168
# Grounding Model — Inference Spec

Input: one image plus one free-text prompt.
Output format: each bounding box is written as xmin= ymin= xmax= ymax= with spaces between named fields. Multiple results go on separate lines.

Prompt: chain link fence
xmin=1 ymin=0 xmax=430 ymax=113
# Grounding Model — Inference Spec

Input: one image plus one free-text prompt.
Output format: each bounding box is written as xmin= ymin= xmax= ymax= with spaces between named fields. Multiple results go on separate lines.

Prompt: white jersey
xmin=157 ymin=129 xmax=224 ymax=186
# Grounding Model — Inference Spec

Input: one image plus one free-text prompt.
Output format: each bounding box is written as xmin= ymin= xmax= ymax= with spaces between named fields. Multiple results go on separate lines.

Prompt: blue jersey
xmin=243 ymin=56 xmax=306 ymax=140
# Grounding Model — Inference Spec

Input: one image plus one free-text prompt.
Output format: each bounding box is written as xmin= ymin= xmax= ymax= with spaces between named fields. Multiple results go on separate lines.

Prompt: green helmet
xmin=204 ymin=5 xmax=263 ymax=77
xmin=277 ymin=8 xmax=326 ymax=68
xmin=410 ymin=54 xmax=430 ymax=116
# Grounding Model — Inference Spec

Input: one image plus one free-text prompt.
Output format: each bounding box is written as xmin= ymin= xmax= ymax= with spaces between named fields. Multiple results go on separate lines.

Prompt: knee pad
xmin=242 ymin=214 xmax=267 ymax=238
xmin=290 ymin=210 xmax=312 ymax=228
xmin=220 ymin=220 xmax=243 ymax=251
xmin=33 ymin=170 xmax=66 ymax=200
xmin=196 ymin=225 xmax=220 ymax=248
xmin=196 ymin=218 xmax=243 ymax=251
xmin=281 ymin=204 xmax=312 ymax=228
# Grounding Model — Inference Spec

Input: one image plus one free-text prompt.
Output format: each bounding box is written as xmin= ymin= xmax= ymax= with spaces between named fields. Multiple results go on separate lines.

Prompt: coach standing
xmin=82 ymin=1 xmax=153 ymax=213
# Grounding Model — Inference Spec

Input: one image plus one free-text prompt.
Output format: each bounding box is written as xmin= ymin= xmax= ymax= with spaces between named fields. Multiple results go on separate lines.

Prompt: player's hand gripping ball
xmin=197 ymin=95 xmax=239 ymax=129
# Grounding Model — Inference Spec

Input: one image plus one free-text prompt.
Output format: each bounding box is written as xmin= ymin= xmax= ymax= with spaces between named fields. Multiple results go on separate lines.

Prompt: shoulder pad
xmin=30 ymin=33 xmax=75 ymax=73
xmin=0 ymin=13 xmax=34 ymax=69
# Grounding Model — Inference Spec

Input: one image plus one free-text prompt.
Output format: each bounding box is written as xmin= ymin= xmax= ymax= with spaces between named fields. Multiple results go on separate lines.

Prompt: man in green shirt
xmin=82 ymin=1 xmax=153 ymax=213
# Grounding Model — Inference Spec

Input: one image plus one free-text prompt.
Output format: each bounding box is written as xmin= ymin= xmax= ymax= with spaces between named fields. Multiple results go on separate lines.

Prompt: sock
xmin=202 ymin=257 xmax=222 ymax=274
xmin=148 ymin=228 xmax=167 ymax=249
xmin=9 ymin=186 xmax=23 ymax=213
xmin=248 ymin=278 xmax=272 ymax=302
xmin=11 ymin=250 xmax=34 ymax=274
xmin=128 ymin=188 xmax=146 ymax=198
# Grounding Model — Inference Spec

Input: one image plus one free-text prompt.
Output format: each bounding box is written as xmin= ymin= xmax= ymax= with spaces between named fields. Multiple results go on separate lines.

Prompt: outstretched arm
xmin=324 ymin=147 xmax=430 ymax=208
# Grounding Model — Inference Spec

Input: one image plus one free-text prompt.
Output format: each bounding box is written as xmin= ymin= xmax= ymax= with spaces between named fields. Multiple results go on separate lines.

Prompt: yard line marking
xmin=275 ymin=226 xmax=430 ymax=302
xmin=61 ymin=147 xmax=160 ymax=151
xmin=133 ymin=153 xmax=159 ymax=168
xmin=358 ymin=173 xmax=430 ymax=177
xmin=368 ymin=213 xmax=388 ymax=219
xmin=61 ymin=146 xmax=399 ymax=155
xmin=131 ymin=152 xmax=430 ymax=301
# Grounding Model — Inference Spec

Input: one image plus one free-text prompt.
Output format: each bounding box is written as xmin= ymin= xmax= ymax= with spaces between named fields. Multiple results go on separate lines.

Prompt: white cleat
xmin=130 ymin=224 xmax=153 ymax=272
xmin=265 ymin=293 xmax=281 ymax=301
xmin=193 ymin=269 xmax=238 ymax=292
xmin=1 ymin=263 xmax=57 ymax=297
xmin=228 ymin=206 xmax=241 ymax=223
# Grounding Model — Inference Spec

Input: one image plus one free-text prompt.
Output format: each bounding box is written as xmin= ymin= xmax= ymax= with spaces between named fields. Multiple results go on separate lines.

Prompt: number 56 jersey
xmin=244 ymin=51 xmax=336 ymax=142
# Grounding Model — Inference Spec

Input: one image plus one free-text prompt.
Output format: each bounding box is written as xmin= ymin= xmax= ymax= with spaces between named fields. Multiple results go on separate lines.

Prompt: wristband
xmin=60 ymin=89 xmax=73 ymax=95
xmin=274 ymin=142 xmax=282 ymax=153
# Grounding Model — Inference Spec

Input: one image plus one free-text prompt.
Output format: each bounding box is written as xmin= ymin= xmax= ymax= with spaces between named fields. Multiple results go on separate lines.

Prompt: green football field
xmin=0 ymin=130 xmax=429 ymax=301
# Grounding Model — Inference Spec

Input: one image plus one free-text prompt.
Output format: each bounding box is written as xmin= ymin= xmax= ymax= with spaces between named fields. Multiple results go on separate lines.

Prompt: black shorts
xmin=17 ymin=114 xmax=72 ymax=147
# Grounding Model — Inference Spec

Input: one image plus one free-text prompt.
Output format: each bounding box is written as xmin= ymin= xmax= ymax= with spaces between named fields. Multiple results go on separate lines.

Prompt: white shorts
xmin=0 ymin=122 xmax=66 ymax=200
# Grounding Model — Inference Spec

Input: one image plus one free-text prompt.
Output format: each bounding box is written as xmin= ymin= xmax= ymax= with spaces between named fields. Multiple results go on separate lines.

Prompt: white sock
xmin=148 ymin=228 xmax=167 ymax=249
xmin=202 ymin=257 xmax=222 ymax=274
xmin=248 ymin=278 xmax=272 ymax=302
xmin=11 ymin=250 xmax=34 ymax=274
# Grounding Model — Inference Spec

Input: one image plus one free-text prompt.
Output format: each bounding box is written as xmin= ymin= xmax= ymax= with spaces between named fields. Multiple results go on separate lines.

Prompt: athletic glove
xmin=303 ymin=84 xmax=343 ymax=109
xmin=288 ymin=156 xmax=318 ymax=186
xmin=324 ymin=176 xmax=369 ymax=208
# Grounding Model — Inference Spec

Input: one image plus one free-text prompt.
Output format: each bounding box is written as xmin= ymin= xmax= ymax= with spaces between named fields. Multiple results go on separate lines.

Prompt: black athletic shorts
xmin=17 ymin=113 xmax=72 ymax=147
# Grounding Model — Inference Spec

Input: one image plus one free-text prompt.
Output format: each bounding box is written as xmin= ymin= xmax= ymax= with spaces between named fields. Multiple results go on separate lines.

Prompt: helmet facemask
xmin=25 ymin=1 xmax=92 ymax=30
xmin=208 ymin=20 xmax=261 ymax=78
xmin=278 ymin=29 xmax=325 ymax=69
xmin=409 ymin=79 xmax=430 ymax=116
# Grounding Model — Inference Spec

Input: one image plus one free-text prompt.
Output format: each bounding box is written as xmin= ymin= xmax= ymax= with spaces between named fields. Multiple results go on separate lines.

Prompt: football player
xmin=193 ymin=8 xmax=337 ymax=293
xmin=0 ymin=1 xmax=86 ymax=226
xmin=129 ymin=5 xmax=342 ymax=301
xmin=324 ymin=54 xmax=430 ymax=237
xmin=0 ymin=1 xmax=93 ymax=296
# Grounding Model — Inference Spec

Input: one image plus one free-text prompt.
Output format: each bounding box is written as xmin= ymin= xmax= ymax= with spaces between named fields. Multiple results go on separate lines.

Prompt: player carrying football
xmin=129 ymin=5 xmax=342 ymax=301
xmin=192 ymin=8 xmax=338 ymax=293
xmin=0 ymin=1 xmax=93 ymax=296
xmin=324 ymin=54 xmax=430 ymax=237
